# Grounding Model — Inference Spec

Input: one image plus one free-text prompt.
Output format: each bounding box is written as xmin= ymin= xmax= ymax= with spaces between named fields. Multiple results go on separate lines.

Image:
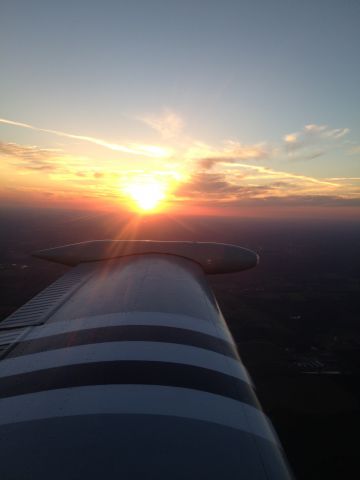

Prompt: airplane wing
xmin=0 ymin=240 xmax=293 ymax=479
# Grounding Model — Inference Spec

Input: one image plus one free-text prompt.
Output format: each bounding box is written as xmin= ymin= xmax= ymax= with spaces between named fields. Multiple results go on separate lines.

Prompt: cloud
xmin=304 ymin=124 xmax=349 ymax=139
xmin=224 ymin=140 xmax=271 ymax=160
xmin=196 ymin=142 xmax=271 ymax=171
xmin=175 ymin=172 xmax=280 ymax=204
xmin=283 ymin=123 xmax=350 ymax=156
xmin=0 ymin=117 xmax=170 ymax=158
xmin=173 ymin=154 xmax=356 ymax=209
xmin=175 ymin=171 xmax=360 ymax=207
xmin=0 ymin=141 xmax=111 ymax=183
xmin=187 ymin=123 xmax=349 ymax=172
xmin=252 ymin=195 xmax=360 ymax=207
xmin=176 ymin=173 xmax=241 ymax=197
xmin=326 ymin=177 xmax=360 ymax=181
xmin=140 ymin=110 xmax=184 ymax=139
xmin=348 ymin=145 xmax=360 ymax=155
xmin=0 ymin=141 xmax=62 ymax=171
xmin=197 ymin=160 xmax=339 ymax=188
xmin=1 ymin=116 xmax=358 ymax=212
xmin=0 ymin=141 xmax=59 ymax=160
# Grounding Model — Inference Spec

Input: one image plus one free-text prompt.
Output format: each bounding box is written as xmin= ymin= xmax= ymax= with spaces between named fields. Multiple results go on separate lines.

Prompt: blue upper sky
xmin=2 ymin=0 xmax=359 ymax=137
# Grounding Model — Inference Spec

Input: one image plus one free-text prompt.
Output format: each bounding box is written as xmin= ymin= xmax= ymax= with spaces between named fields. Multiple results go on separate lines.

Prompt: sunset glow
xmin=0 ymin=2 xmax=359 ymax=219
xmin=125 ymin=177 xmax=166 ymax=213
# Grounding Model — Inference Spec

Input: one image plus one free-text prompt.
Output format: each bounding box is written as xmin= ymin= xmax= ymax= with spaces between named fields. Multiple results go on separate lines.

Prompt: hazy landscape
xmin=1 ymin=206 xmax=359 ymax=479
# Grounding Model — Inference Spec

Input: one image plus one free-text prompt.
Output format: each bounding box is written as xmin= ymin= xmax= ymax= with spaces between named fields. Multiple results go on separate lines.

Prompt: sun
xmin=125 ymin=177 xmax=166 ymax=213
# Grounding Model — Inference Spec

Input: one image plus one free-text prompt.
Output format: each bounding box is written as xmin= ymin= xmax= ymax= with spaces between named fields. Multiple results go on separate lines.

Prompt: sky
xmin=1 ymin=0 xmax=360 ymax=217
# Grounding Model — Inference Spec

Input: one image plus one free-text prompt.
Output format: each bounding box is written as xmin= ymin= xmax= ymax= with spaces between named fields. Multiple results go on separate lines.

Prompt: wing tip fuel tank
xmin=32 ymin=240 xmax=259 ymax=273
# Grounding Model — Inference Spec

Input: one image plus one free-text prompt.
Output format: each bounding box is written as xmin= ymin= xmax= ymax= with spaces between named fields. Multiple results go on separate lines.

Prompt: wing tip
xmin=32 ymin=240 xmax=259 ymax=273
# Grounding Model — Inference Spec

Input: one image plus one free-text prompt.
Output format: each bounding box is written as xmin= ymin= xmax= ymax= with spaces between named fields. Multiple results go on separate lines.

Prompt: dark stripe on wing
xmin=9 ymin=325 xmax=238 ymax=359
xmin=0 ymin=361 xmax=260 ymax=408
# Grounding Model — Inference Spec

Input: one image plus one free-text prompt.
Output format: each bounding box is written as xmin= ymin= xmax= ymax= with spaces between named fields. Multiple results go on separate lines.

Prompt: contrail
xmin=233 ymin=162 xmax=340 ymax=187
xmin=0 ymin=117 xmax=170 ymax=158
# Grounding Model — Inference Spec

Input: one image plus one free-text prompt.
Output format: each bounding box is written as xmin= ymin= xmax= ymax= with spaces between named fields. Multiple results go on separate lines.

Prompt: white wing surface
xmin=0 ymin=241 xmax=292 ymax=479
